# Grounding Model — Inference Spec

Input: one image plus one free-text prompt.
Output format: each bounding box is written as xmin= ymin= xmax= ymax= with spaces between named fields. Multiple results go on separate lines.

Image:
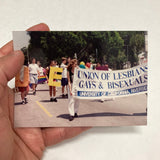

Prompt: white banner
xmin=72 ymin=64 xmax=147 ymax=99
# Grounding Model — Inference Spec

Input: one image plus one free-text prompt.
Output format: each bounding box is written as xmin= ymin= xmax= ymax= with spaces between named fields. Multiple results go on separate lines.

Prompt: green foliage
xmin=107 ymin=32 xmax=125 ymax=69
xmin=118 ymin=31 xmax=145 ymax=67
xmin=26 ymin=31 xmax=145 ymax=69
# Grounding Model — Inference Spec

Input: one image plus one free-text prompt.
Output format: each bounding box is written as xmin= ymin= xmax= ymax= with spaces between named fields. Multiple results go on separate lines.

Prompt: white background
xmin=0 ymin=0 xmax=160 ymax=159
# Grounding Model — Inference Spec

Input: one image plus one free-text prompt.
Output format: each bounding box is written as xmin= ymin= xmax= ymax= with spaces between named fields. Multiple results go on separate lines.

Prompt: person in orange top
xmin=15 ymin=59 xmax=29 ymax=104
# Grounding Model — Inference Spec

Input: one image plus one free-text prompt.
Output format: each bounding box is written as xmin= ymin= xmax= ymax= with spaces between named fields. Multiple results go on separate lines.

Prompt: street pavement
xmin=14 ymin=83 xmax=147 ymax=127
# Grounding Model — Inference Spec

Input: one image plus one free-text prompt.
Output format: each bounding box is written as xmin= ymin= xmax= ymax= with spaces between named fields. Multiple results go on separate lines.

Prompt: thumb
xmin=0 ymin=51 xmax=24 ymax=86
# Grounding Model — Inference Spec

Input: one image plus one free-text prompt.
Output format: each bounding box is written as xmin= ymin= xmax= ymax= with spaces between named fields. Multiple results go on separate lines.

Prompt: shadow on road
xmin=132 ymin=113 xmax=147 ymax=116
xmin=40 ymin=97 xmax=68 ymax=102
xmin=40 ymin=100 xmax=51 ymax=103
xmin=28 ymin=93 xmax=34 ymax=95
xmin=14 ymin=102 xmax=23 ymax=105
xmin=57 ymin=112 xmax=147 ymax=120
xmin=36 ymin=89 xmax=49 ymax=92
xmin=91 ymin=99 xmax=115 ymax=102
xmin=56 ymin=96 xmax=68 ymax=99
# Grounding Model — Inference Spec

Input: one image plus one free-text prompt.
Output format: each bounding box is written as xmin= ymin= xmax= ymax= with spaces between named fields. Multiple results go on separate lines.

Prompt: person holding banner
xmin=29 ymin=58 xmax=40 ymax=95
xmin=67 ymin=59 xmax=79 ymax=121
xmin=60 ymin=57 xmax=68 ymax=98
xmin=46 ymin=60 xmax=58 ymax=102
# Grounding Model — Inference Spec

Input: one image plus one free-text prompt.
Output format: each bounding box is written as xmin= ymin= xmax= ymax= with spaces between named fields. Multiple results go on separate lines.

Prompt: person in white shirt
xmin=29 ymin=58 xmax=39 ymax=95
xmin=67 ymin=59 xmax=79 ymax=121
xmin=37 ymin=61 xmax=44 ymax=76
xmin=38 ymin=64 xmax=44 ymax=77
xmin=60 ymin=57 xmax=68 ymax=98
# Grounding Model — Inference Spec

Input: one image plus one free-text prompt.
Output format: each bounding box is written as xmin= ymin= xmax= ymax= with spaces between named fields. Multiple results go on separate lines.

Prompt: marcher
xmin=38 ymin=63 xmax=44 ymax=76
xmin=55 ymin=60 xmax=59 ymax=67
xmin=15 ymin=59 xmax=29 ymax=104
xmin=37 ymin=63 xmax=47 ymax=84
xmin=29 ymin=58 xmax=39 ymax=95
xmin=67 ymin=59 xmax=79 ymax=121
xmin=85 ymin=62 xmax=91 ymax=69
xmin=95 ymin=62 xmax=101 ymax=70
xmin=67 ymin=57 xmax=71 ymax=65
xmin=60 ymin=57 xmax=68 ymax=98
xmin=46 ymin=60 xmax=58 ymax=102
xmin=79 ymin=61 xmax=86 ymax=69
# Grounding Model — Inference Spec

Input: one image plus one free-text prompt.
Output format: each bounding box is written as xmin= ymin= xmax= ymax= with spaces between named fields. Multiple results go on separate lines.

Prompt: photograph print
xmin=13 ymin=31 xmax=148 ymax=127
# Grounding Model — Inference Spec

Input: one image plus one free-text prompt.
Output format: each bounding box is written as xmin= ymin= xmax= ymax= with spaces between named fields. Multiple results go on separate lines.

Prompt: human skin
xmin=0 ymin=23 xmax=90 ymax=160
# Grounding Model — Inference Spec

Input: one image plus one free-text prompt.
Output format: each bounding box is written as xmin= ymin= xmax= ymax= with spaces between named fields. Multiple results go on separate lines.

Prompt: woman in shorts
xmin=29 ymin=58 xmax=39 ymax=95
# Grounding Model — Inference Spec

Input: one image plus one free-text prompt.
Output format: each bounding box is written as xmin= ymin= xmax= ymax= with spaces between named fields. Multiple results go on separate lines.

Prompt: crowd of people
xmin=16 ymin=56 xmax=111 ymax=121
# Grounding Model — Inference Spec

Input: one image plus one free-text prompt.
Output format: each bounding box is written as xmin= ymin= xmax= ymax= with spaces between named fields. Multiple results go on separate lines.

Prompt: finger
xmin=27 ymin=23 xmax=50 ymax=31
xmin=0 ymin=23 xmax=50 ymax=56
xmin=0 ymin=106 xmax=14 ymax=160
xmin=8 ymin=87 xmax=14 ymax=126
xmin=42 ymin=127 xmax=91 ymax=146
xmin=0 ymin=51 xmax=24 ymax=86
xmin=15 ymin=128 xmax=45 ymax=159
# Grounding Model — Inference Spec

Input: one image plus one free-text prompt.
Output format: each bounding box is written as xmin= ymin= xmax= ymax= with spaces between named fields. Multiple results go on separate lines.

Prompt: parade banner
xmin=48 ymin=67 xmax=63 ymax=87
xmin=72 ymin=64 xmax=147 ymax=99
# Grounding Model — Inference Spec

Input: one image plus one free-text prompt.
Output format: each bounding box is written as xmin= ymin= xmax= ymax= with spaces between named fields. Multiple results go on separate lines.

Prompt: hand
xmin=0 ymin=23 xmax=90 ymax=160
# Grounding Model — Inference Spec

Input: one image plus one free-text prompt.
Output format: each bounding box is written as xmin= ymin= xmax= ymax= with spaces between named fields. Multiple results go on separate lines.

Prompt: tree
xmin=129 ymin=33 xmax=145 ymax=66
xmin=26 ymin=31 xmax=144 ymax=69
xmin=107 ymin=31 xmax=125 ymax=69
xmin=118 ymin=31 xmax=145 ymax=67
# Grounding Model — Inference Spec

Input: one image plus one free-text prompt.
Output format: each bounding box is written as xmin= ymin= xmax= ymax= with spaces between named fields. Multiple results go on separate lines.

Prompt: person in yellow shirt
xmin=46 ymin=60 xmax=58 ymax=102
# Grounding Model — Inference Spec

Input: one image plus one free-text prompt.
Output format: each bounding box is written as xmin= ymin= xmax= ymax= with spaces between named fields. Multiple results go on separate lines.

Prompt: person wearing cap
xmin=79 ymin=61 xmax=86 ymax=69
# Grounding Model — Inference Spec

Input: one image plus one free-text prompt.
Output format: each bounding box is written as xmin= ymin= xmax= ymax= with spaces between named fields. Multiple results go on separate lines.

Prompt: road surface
xmin=14 ymin=83 xmax=147 ymax=127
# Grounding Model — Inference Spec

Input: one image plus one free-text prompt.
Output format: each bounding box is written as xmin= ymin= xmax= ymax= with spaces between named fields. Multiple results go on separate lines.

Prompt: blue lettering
xmin=124 ymin=80 xmax=129 ymax=87
xmin=79 ymin=80 xmax=84 ymax=88
xmin=144 ymin=74 xmax=147 ymax=80
xmin=135 ymin=69 xmax=140 ymax=75
xmin=101 ymin=73 xmax=107 ymax=80
xmin=108 ymin=82 xmax=113 ymax=89
xmin=113 ymin=73 xmax=117 ymax=80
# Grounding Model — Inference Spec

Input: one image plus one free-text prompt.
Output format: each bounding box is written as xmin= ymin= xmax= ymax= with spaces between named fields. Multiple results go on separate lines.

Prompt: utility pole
xmin=74 ymin=53 xmax=77 ymax=59
xmin=96 ymin=48 xmax=98 ymax=63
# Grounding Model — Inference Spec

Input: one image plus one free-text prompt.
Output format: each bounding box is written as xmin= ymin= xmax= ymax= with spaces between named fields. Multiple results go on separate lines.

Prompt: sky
xmin=13 ymin=31 xmax=30 ymax=50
